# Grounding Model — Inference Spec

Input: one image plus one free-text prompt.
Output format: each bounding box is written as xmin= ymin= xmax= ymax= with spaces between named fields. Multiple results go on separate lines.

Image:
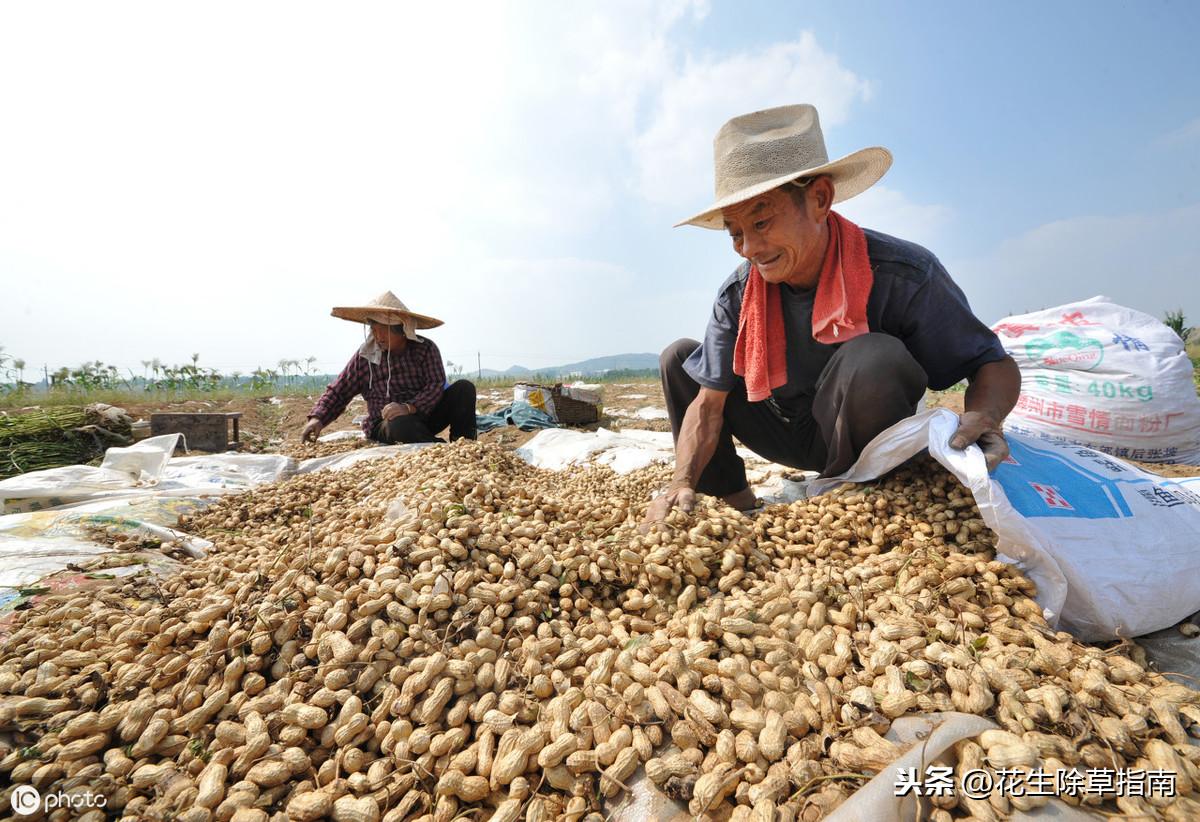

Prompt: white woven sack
xmin=992 ymin=296 xmax=1200 ymax=463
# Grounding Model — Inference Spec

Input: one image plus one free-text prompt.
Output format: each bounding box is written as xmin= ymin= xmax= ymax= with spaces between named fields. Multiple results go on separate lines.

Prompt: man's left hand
xmin=950 ymin=411 xmax=1010 ymax=472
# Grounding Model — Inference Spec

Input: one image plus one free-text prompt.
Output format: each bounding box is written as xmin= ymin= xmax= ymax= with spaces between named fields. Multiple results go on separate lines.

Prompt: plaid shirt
xmin=309 ymin=338 xmax=447 ymax=436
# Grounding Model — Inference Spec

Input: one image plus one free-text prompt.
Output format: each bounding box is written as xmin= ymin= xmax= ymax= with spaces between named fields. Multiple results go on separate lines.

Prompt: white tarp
xmin=517 ymin=427 xmax=675 ymax=473
xmin=516 ymin=427 xmax=815 ymax=504
xmin=606 ymin=406 xmax=670 ymax=420
xmin=0 ymin=434 xmax=184 ymax=513
xmin=0 ymin=440 xmax=420 ymax=592
xmin=317 ymin=429 xmax=365 ymax=442
xmin=161 ymin=453 xmax=296 ymax=492
xmin=296 ymin=443 xmax=429 ymax=475
xmin=0 ymin=495 xmax=212 ymax=589
xmin=809 ymin=409 xmax=1200 ymax=641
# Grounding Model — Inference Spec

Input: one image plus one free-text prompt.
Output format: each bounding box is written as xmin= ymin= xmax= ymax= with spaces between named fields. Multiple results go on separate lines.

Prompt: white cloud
xmin=461 ymin=0 xmax=708 ymax=233
xmin=1157 ymin=116 xmax=1200 ymax=146
xmin=632 ymin=32 xmax=873 ymax=209
xmin=0 ymin=3 xmax=952 ymax=378
xmin=951 ymin=204 xmax=1200 ymax=326
xmin=0 ymin=3 xmax=513 ymax=295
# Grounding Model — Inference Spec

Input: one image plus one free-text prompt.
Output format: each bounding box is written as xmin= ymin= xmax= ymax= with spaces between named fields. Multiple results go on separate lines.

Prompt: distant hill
xmin=477 ymin=352 xmax=659 ymax=379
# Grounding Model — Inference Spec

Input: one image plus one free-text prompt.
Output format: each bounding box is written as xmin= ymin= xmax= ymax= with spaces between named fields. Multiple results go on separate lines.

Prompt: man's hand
xmin=301 ymin=418 xmax=324 ymax=443
xmin=639 ymin=482 xmax=696 ymax=533
xmin=381 ymin=402 xmax=414 ymax=422
xmin=950 ymin=411 xmax=1010 ymax=472
xmin=959 ymin=357 xmax=1020 ymax=472
xmin=640 ymin=387 xmax=727 ymax=533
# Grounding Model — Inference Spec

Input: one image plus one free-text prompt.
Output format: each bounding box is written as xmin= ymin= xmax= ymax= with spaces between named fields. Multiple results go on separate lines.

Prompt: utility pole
xmin=477 ymin=352 xmax=481 ymax=380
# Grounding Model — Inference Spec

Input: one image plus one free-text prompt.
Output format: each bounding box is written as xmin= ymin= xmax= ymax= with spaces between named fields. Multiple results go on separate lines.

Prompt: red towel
xmin=732 ymin=262 xmax=787 ymax=401
xmin=733 ymin=211 xmax=873 ymax=401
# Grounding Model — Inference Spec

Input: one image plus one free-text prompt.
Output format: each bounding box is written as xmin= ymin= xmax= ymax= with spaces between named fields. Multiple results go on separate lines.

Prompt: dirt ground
xmin=103 ymin=382 xmax=1200 ymax=477
xmin=113 ymin=381 xmax=677 ymax=458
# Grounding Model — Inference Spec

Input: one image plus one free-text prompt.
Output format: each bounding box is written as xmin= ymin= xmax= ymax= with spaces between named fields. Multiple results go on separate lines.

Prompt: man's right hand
xmin=639 ymin=481 xmax=696 ymax=533
xmin=301 ymin=418 xmax=323 ymax=443
xmin=381 ymin=402 xmax=414 ymax=422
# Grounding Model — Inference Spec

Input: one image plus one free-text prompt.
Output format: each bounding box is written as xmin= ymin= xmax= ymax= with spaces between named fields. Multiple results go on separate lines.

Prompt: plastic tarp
xmin=517 ymin=427 xmax=676 ymax=473
xmin=0 ymin=495 xmax=213 ymax=589
xmin=162 ymin=453 xmax=296 ymax=490
xmin=295 ymin=443 xmax=429 ymax=475
xmin=0 ymin=441 xmax=425 ymax=596
xmin=808 ymin=409 xmax=1200 ymax=642
xmin=608 ymin=406 xmax=670 ymax=420
xmin=515 ymin=427 xmax=815 ymax=504
xmin=0 ymin=436 xmax=301 ymax=514
xmin=1 ymin=442 xmax=422 ymax=514
xmin=0 ymin=434 xmax=183 ymax=512
xmin=316 ymin=429 xmax=366 ymax=442
xmin=1134 ymin=610 xmax=1200 ymax=687
xmin=476 ymin=403 xmax=558 ymax=433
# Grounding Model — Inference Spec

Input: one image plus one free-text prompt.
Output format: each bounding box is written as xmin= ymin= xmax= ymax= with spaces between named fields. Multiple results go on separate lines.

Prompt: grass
xmin=0 ymin=384 xmax=321 ymax=411
xmin=0 ymin=374 xmax=663 ymax=411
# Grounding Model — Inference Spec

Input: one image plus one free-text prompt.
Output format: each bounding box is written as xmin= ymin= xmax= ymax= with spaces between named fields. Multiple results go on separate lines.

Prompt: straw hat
xmin=330 ymin=291 xmax=443 ymax=341
xmin=677 ymin=104 xmax=893 ymax=230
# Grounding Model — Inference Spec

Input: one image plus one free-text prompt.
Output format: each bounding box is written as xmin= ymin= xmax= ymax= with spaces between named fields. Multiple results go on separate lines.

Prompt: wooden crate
xmin=150 ymin=412 xmax=242 ymax=452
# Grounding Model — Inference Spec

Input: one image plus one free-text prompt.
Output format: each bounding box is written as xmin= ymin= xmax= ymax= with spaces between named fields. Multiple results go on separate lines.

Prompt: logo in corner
xmin=10 ymin=785 xmax=40 ymax=816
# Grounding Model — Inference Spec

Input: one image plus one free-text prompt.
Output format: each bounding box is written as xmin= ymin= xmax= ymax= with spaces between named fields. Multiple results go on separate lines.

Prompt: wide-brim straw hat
xmin=330 ymin=291 xmax=443 ymax=341
xmin=677 ymin=104 xmax=893 ymax=230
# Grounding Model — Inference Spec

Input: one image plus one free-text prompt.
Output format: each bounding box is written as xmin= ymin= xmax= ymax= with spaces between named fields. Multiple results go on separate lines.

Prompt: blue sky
xmin=2 ymin=1 xmax=1197 ymax=375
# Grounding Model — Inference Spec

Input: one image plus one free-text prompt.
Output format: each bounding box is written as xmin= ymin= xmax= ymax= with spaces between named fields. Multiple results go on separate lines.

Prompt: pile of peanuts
xmin=286 ymin=437 xmax=376 ymax=461
xmin=1 ymin=440 xmax=1198 ymax=821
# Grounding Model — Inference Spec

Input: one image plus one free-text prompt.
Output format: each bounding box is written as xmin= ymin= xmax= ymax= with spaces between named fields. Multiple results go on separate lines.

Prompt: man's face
xmin=721 ymin=179 xmax=831 ymax=288
xmin=369 ymin=321 xmax=409 ymax=352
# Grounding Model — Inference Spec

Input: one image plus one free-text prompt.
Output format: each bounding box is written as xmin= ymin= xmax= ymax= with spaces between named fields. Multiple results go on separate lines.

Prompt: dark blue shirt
xmin=683 ymin=228 xmax=1007 ymax=415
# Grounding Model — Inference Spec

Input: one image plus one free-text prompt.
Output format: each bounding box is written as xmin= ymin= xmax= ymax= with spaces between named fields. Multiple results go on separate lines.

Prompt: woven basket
xmin=514 ymin=382 xmax=601 ymax=425
xmin=549 ymin=385 xmax=600 ymax=425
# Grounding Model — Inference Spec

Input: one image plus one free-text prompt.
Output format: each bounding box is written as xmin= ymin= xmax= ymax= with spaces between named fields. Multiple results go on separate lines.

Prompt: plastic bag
xmin=99 ymin=433 xmax=181 ymax=480
xmin=993 ymin=296 xmax=1200 ymax=463
xmin=809 ymin=409 xmax=1200 ymax=641
xmin=513 ymin=384 xmax=557 ymax=420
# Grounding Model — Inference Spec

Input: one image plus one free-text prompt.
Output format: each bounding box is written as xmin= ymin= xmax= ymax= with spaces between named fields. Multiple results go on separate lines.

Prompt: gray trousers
xmin=661 ymin=334 xmax=928 ymax=496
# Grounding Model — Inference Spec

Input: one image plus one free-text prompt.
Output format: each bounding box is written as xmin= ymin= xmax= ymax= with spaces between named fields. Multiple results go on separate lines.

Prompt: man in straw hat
xmin=644 ymin=104 xmax=1019 ymax=526
xmin=301 ymin=292 xmax=477 ymax=444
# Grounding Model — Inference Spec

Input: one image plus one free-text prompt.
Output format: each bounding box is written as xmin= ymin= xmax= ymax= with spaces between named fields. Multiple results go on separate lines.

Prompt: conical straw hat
xmin=330 ymin=291 xmax=443 ymax=340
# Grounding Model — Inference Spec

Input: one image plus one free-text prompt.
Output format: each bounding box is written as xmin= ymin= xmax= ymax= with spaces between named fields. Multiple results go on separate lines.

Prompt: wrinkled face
xmin=722 ymin=177 xmax=832 ymax=288
xmin=369 ymin=321 xmax=409 ymax=352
